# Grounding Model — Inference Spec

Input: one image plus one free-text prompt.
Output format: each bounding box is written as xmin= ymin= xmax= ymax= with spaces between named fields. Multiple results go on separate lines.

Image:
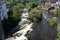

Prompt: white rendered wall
xmin=2 ymin=3 xmax=8 ymax=19
xmin=0 ymin=8 xmax=4 ymax=20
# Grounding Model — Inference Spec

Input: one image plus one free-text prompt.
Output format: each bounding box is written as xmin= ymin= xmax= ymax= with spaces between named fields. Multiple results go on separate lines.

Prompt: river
xmin=6 ymin=8 xmax=57 ymax=40
xmin=27 ymin=10 xmax=57 ymax=40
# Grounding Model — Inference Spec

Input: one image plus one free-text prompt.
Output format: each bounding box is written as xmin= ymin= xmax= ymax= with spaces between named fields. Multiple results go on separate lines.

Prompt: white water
xmin=15 ymin=23 xmax=33 ymax=40
xmin=15 ymin=8 xmax=33 ymax=40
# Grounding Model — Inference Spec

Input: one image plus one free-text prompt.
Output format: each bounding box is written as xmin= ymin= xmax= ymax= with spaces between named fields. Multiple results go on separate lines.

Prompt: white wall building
xmin=51 ymin=1 xmax=60 ymax=7
xmin=0 ymin=1 xmax=8 ymax=20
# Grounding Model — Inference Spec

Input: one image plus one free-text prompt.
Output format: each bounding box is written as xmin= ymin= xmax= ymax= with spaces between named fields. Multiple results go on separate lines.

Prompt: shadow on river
xmin=28 ymin=20 xmax=57 ymax=40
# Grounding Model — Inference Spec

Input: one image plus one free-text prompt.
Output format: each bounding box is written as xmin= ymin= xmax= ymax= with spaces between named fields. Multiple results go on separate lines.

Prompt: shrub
xmin=29 ymin=8 xmax=42 ymax=23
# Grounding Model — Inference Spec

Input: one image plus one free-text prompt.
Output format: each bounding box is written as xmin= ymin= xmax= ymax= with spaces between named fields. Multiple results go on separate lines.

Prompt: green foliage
xmin=26 ymin=2 xmax=38 ymax=11
xmin=29 ymin=8 xmax=42 ymax=22
xmin=47 ymin=17 xmax=56 ymax=28
xmin=29 ymin=0 xmax=39 ymax=4
xmin=12 ymin=3 xmax=24 ymax=21
xmin=7 ymin=0 xmax=16 ymax=7
xmin=5 ymin=0 xmax=24 ymax=7
xmin=12 ymin=6 xmax=19 ymax=21
xmin=55 ymin=24 xmax=60 ymax=40
xmin=14 ymin=0 xmax=24 ymax=3
xmin=16 ymin=3 xmax=24 ymax=8
xmin=54 ymin=8 xmax=60 ymax=17
xmin=5 ymin=0 xmax=25 ymax=21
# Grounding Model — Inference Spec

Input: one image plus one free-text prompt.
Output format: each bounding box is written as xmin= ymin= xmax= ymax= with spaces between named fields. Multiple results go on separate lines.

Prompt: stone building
xmin=0 ymin=0 xmax=8 ymax=20
xmin=0 ymin=0 xmax=8 ymax=40
xmin=0 ymin=19 xmax=4 ymax=40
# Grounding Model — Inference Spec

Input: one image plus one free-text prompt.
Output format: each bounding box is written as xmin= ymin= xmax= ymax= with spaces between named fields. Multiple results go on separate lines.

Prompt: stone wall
xmin=0 ymin=20 xmax=5 ymax=40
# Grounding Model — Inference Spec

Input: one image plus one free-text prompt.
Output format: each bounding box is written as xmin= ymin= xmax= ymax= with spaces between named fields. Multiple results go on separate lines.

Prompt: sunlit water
xmin=15 ymin=8 xmax=33 ymax=40
xmin=15 ymin=23 xmax=33 ymax=40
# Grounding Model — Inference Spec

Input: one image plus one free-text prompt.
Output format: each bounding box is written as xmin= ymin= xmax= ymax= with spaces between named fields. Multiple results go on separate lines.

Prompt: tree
xmin=55 ymin=24 xmax=60 ymax=40
xmin=29 ymin=8 xmax=42 ymax=23
xmin=12 ymin=3 xmax=24 ymax=21
xmin=47 ymin=17 xmax=57 ymax=28
xmin=5 ymin=0 xmax=24 ymax=7
xmin=29 ymin=0 xmax=39 ymax=4
xmin=5 ymin=0 xmax=25 ymax=21
xmin=26 ymin=2 xmax=38 ymax=11
xmin=7 ymin=0 xmax=15 ymax=7
xmin=54 ymin=8 xmax=60 ymax=17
